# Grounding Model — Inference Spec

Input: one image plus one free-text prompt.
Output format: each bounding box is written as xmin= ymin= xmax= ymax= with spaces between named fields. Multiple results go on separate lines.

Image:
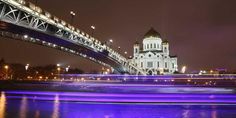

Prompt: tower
xmin=162 ymin=39 xmax=169 ymax=55
xmin=133 ymin=41 xmax=140 ymax=58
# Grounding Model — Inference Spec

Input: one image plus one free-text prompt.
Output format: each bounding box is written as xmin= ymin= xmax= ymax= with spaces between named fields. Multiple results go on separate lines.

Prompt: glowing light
xmin=109 ymin=39 xmax=113 ymax=43
xmin=23 ymin=35 xmax=28 ymax=39
xmin=181 ymin=66 xmax=187 ymax=73
xmin=210 ymin=70 xmax=214 ymax=73
xmin=0 ymin=92 xmax=6 ymax=118
xmin=4 ymin=65 xmax=8 ymax=70
xmin=70 ymin=11 xmax=75 ymax=16
xmin=25 ymin=64 xmax=29 ymax=71
xmin=19 ymin=97 xmax=28 ymax=118
xmin=91 ymin=25 xmax=95 ymax=30
xmin=66 ymin=66 xmax=70 ymax=72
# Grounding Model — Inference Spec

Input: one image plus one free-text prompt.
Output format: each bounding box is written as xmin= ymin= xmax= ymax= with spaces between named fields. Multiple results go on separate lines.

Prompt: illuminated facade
xmin=130 ymin=28 xmax=178 ymax=75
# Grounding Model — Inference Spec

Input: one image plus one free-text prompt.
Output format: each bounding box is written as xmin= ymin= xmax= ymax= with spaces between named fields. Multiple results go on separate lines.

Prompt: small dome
xmin=162 ymin=39 xmax=169 ymax=44
xmin=144 ymin=28 xmax=161 ymax=39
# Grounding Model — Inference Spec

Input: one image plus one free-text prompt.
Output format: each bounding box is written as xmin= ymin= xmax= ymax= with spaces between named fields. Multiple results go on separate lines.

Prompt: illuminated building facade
xmin=130 ymin=28 xmax=178 ymax=75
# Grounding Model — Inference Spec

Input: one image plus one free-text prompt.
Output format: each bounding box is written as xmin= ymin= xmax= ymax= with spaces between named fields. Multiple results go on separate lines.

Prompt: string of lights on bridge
xmin=0 ymin=0 xmax=146 ymax=74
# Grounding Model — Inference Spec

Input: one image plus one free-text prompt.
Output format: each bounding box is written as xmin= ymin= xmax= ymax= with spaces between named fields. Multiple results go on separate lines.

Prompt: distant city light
xmin=23 ymin=35 xmax=28 ymax=39
xmin=109 ymin=39 xmax=113 ymax=43
xmin=66 ymin=66 xmax=70 ymax=72
xmin=181 ymin=66 xmax=187 ymax=73
xmin=91 ymin=25 xmax=95 ymax=30
xmin=70 ymin=11 xmax=76 ymax=16
xmin=4 ymin=65 xmax=9 ymax=70
xmin=25 ymin=64 xmax=30 ymax=71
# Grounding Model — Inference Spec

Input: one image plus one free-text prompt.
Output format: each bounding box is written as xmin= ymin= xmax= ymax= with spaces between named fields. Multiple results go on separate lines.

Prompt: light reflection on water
xmin=19 ymin=96 xmax=28 ymax=118
xmin=51 ymin=94 xmax=60 ymax=118
xmin=1 ymin=91 xmax=236 ymax=118
xmin=0 ymin=92 xmax=6 ymax=118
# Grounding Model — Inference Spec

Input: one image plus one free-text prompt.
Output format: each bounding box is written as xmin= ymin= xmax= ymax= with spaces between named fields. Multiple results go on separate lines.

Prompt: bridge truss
xmin=0 ymin=0 xmax=146 ymax=75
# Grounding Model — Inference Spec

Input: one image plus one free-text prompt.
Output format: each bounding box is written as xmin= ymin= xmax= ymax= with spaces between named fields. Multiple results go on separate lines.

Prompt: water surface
xmin=1 ymin=91 xmax=236 ymax=118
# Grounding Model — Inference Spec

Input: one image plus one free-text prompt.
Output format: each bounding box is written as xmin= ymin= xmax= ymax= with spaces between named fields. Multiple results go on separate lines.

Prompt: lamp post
xmin=117 ymin=46 xmax=121 ymax=53
xmin=124 ymin=51 xmax=128 ymax=58
xmin=25 ymin=64 xmax=29 ymax=71
xmin=66 ymin=66 xmax=70 ymax=73
xmin=57 ymin=67 xmax=61 ymax=80
xmin=104 ymin=39 xmax=113 ymax=50
xmin=181 ymin=66 xmax=187 ymax=74
xmin=91 ymin=25 xmax=95 ymax=37
xmin=4 ymin=65 xmax=9 ymax=80
xmin=56 ymin=64 xmax=61 ymax=79
xmin=70 ymin=11 xmax=76 ymax=25
xmin=25 ymin=64 xmax=30 ymax=80
xmin=108 ymin=39 xmax=113 ymax=48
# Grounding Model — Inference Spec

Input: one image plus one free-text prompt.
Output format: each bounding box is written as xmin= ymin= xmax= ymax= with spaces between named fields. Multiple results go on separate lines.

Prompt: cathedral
xmin=130 ymin=28 xmax=178 ymax=75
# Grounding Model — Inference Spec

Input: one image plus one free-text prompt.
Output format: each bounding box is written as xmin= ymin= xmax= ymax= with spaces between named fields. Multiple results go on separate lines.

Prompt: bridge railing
xmin=1 ymin=0 xmax=145 ymax=74
xmin=3 ymin=0 xmax=127 ymax=62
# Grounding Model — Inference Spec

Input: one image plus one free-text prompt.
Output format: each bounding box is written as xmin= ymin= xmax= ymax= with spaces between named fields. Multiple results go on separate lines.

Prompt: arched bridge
xmin=0 ymin=0 xmax=145 ymax=75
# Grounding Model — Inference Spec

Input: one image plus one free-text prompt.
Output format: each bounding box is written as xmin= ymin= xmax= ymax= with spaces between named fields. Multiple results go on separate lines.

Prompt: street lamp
xmin=181 ymin=66 xmax=187 ymax=74
xmin=106 ymin=39 xmax=113 ymax=48
xmin=124 ymin=51 xmax=128 ymax=58
xmin=57 ymin=67 xmax=61 ymax=79
xmin=56 ymin=64 xmax=61 ymax=79
xmin=23 ymin=35 xmax=28 ymax=39
xmin=117 ymin=46 xmax=121 ymax=53
xmin=70 ymin=11 xmax=76 ymax=25
xmin=109 ymin=39 xmax=113 ymax=43
xmin=25 ymin=64 xmax=29 ymax=71
xmin=4 ymin=65 xmax=9 ymax=80
xmin=56 ymin=64 xmax=61 ymax=67
xmin=66 ymin=66 xmax=70 ymax=72
xmin=91 ymin=25 xmax=95 ymax=37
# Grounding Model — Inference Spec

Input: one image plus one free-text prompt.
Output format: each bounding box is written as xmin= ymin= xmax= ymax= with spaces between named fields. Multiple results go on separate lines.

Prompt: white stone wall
xmin=131 ymin=36 xmax=178 ymax=75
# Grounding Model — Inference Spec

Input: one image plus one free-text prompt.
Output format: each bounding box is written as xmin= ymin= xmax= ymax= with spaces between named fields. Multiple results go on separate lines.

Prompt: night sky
xmin=0 ymin=0 xmax=236 ymax=72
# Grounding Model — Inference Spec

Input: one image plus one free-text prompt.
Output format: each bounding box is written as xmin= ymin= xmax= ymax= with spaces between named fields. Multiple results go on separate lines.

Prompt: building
xmin=130 ymin=28 xmax=178 ymax=75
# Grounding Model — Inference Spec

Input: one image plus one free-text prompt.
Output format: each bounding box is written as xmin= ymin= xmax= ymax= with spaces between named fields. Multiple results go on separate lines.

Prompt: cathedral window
xmin=141 ymin=62 xmax=143 ymax=68
xmin=164 ymin=47 xmax=167 ymax=52
xmin=147 ymin=62 xmax=153 ymax=68
xmin=147 ymin=44 xmax=149 ymax=49
xmin=149 ymin=54 xmax=151 ymax=57
xmin=157 ymin=62 xmax=159 ymax=67
xmin=165 ymin=62 xmax=168 ymax=68
xmin=150 ymin=44 xmax=152 ymax=48
xmin=135 ymin=48 xmax=138 ymax=53
xmin=154 ymin=44 xmax=156 ymax=48
xmin=172 ymin=63 xmax=174 ymax=68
